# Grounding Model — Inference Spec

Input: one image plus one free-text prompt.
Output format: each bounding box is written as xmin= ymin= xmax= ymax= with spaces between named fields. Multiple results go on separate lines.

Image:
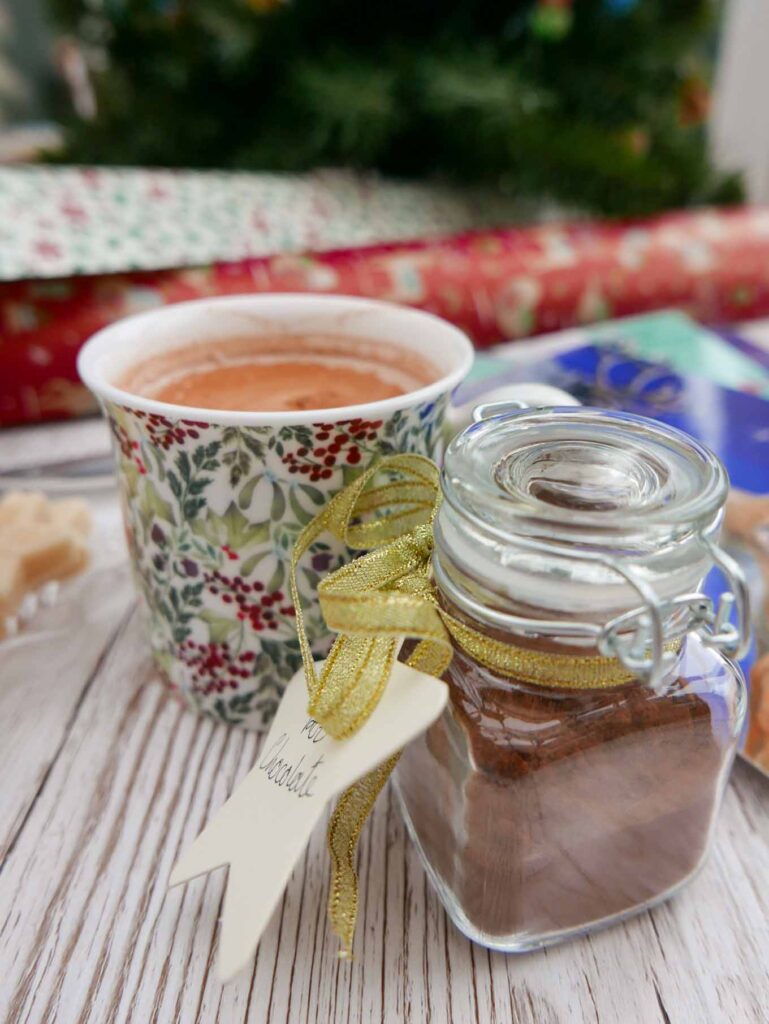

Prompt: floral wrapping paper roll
xmin=0 ymin=166 xmax=520 ymax=281
xmin=4 ymin=206 xmax=769 ymax=426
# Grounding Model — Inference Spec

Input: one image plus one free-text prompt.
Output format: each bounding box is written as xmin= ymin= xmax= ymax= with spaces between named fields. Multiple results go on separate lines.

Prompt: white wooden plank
xmin=2 ymin=603 xmax=769 ymax=1023
xmin=0 ymin=492 xmax=131 ymax=860
xmin=0 ymin=569 xmax=130 ymax=860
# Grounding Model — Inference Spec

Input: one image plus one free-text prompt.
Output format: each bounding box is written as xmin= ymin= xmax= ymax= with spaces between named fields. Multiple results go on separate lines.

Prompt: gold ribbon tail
xmin=327 ymin=752 xmax=400 ymax=958
xmin=289 ymin=454 xmax=450 ymax=955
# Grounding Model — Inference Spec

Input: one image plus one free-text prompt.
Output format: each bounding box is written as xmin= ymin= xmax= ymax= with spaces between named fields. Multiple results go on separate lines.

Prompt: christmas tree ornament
xmin=622 ymin=126 xmax=651 ymax=157
xmin=605 ymin=0 xmax=638 ymax=13
xmin=244 ymin=0 xmax=284 ymax=11
xmin=679 ymin=74 xmax=711 ymax=126
xmin=529 ymin=0 xmax=573 ymax=40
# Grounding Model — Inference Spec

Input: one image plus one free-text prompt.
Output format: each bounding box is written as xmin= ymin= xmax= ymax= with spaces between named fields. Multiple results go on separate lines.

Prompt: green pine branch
xmin=45 ymin=0 xmax=741 ymax=214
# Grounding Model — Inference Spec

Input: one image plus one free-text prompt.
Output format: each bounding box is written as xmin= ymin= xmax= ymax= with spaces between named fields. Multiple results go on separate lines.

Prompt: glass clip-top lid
xmin=439 ymin=406 xmax=750 ymax=689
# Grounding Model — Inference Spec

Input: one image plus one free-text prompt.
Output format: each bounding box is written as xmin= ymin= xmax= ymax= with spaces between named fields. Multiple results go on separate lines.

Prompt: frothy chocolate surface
xmin=118 ymin=334 xmax=437 ymax=413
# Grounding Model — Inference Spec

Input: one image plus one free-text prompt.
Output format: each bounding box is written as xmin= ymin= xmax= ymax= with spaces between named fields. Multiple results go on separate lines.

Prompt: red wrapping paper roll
xmin=4 ymin=206 xmax=769 ymax=427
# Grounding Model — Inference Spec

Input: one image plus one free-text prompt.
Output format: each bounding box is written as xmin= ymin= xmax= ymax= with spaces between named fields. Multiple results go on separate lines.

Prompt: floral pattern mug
xmin=79 ymin=294 xmax=473 ymax=730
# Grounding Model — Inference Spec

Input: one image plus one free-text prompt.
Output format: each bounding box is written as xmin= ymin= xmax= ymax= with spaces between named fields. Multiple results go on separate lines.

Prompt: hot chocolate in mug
xmin=78 ymin=294 xmax=475 ymax=730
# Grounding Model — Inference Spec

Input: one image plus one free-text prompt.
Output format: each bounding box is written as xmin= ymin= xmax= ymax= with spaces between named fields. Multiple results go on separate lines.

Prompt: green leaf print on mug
xmin=193 ymin=502 xmax=270 ymax=551
xmin=200 ymin=608 xmax=240 ymax=645
xmin=138 ymin=480 xmax=176 ymax=536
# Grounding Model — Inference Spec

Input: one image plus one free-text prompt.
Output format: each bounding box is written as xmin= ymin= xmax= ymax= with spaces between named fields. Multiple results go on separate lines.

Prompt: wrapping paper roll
xmin=4 ymin=206 xmax=769 ymax=426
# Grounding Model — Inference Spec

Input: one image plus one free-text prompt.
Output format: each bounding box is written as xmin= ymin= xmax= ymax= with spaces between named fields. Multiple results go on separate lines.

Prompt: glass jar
xmin=394 ymin=407 xmax=748 ymax=952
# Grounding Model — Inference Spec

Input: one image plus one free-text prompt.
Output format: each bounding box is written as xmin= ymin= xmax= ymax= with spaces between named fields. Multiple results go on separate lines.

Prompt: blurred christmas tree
xmin=46 ymin=0 xmax=741 ymax=214
xmin=0 ymin=5 xmax=28 ymax=125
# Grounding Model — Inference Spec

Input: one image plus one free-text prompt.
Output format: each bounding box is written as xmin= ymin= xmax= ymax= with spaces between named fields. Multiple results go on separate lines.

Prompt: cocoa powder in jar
xmin=397 ymin=627 xmax=732 ymax=941
xmin=398 ymin=407 xmax=746 ymax=947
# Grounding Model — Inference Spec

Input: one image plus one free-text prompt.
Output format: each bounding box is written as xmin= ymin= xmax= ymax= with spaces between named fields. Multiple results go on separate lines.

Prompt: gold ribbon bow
xmin=289 ymin=452 xmax=663 ymax=955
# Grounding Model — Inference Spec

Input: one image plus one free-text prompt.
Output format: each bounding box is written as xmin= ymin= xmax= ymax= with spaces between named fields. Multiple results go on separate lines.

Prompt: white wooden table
xmin=2 ymin=417 xmax=769 ymax=1024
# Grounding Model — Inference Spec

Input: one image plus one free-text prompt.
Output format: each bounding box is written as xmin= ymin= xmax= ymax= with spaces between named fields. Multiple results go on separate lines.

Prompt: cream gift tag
xmin=169 ymin=660 xmax=448 ymax=981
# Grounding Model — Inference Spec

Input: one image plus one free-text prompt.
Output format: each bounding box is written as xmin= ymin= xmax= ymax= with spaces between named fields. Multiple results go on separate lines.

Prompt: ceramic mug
xmin=78 ymin=294 xmax=473 ymax=730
